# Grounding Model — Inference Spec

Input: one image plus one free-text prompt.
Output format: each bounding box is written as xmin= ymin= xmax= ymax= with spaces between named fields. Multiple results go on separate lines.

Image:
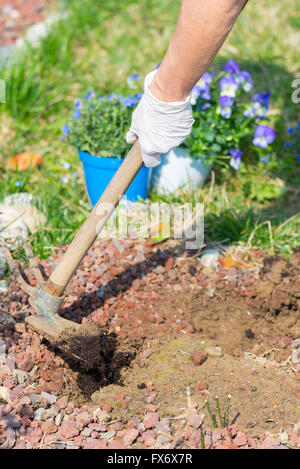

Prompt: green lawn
xmin=0 ymin=0 xmax=299 ymax=259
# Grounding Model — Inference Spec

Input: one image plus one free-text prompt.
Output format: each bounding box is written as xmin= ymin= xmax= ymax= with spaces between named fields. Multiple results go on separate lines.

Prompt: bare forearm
xmin=150 ymin=0 xmax=247 ymax=102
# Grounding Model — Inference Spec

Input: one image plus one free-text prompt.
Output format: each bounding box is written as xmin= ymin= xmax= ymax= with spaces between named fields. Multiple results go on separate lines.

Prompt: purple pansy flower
xmin=253 ymin=124 xmax=276 ymax=148
xmin=219 ymin=75 xmax=238 ymax=97
xmin=253 ymin=92 xmax=270 ymax=110
xmin=201 ymin=84 xmax=211 ymax=101
xmin=243 ymin=101 xmax=267 ymax=119
xmin=190 ymin=82 xmax=211 ymax=104
xmin=229 ymin=149 xmax=243 ymax=170
xmin=239 ymin=71 xmax=253 ymax=92
xmin=197 ymin=72 xmax=212 ymax=90
xmin=190 ymin=85 xmax=201 ymax=105
xmin=223 ymin=60 xmax=240 ymax=75
xmin=218 ymin=96 xmax=234 ymax=118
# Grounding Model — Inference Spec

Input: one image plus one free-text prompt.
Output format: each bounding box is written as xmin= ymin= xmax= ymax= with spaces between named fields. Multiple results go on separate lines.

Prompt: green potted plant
xmin=61 ymin=76 xmax=149 ymax=206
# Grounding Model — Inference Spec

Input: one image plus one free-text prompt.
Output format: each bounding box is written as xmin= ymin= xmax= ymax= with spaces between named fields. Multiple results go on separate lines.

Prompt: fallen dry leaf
xmin=219 ymin=255 xmax=246 ymax=269
xmin=7 ymin=153 xmax=44 ymax=171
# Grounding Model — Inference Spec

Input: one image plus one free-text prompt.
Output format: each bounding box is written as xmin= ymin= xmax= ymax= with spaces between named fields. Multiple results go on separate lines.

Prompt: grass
xmin=0 ymin=0 xmax=299 ymax=260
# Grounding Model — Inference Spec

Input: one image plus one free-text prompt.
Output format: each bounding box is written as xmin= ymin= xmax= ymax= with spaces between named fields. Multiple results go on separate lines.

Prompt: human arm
xmin=126 ymin=0 xmax=248 ymax=167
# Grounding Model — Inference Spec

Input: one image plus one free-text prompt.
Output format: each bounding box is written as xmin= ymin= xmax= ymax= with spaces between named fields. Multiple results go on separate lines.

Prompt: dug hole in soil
xmin=0 ymin=239 xmax=299 ymax=449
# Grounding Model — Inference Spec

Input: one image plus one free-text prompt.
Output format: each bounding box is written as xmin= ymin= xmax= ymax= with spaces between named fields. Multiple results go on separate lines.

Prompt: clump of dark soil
xmin=50 ymin=321 xmax=143 ymax=397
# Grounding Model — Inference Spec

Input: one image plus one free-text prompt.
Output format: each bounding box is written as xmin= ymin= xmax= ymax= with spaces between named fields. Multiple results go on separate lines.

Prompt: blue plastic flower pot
xmin=79 ymin=150 xmax=150 ymax=206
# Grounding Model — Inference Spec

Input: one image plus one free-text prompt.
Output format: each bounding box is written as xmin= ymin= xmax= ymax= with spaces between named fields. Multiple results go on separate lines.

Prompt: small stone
xmin=10 ymin=386 xmax=24 ymax=401
xmin=0 ymin=280 xmax=8 ymax=294
xmin=190 ymin=352 xmax=207 ymax=366
xmin=93 ymin=409 xmax=110 ymax=423
xmin=13 ymin=370 xmax=28 ymax=385
xmin=41 ymin=392 xmax=57 ymax=404
xmin=2 ymin=412 xmax=21 ymax=429
xmin=81 ymin=427 xmax=92 ymax=437
xmin=30 ymin=427 xmax=42 ymax=445
xmin=18 ymin=358 xmax=35 ymax=372
xmin=155 ymin=265 xmax=165 ymax=274
xmin=143 ymin=412 xmax=159 ymax=429
xmin=189 ymin=414 xmax=204 ymax=429
xmin=42 ymin=406 xmax=59 ymax=419
xmin=41 ymin=421 xmax=57 ymax=434
xmin=100 ymin=430 xmax=116 ymax=441
xmin=206 ymin=346 xmax=223 ymax=357
xmin=154 ymin=419 xmax=170 ymax=435
xmin=142 ymin=430 xmax=155 ymax=447
xmin=88 ymin=423 xmax=106 ymax=432
xmin=29 ymin=394 xmax=42 ymax=406
xmin=0 ymin=311 xmax=16 ymax=331
xmin=292 ymin=339 xmax=300 ymax=349
xmin=55 ymin=413 xmax=63 ymax=426
xmin=123 ymin=428 xmax=139 ymax=447
xmin=279 ymin=431 xmax=289 ymax=444
xmin=33 ymin=408 xmax=47 ymax=421
xmin=56 ymin=396 xmax=68 ymax=409
xmin=0 ymin=340 xmax=6 ymax=354
xmin=60 ymin=420 xmax=80 ymax=439
xmin=155 ymin=434 xmax=170 ymax=447
xmin=0 ymin=386 xmax=11 ymax=403
xmin=141 ymin=348 xmax=152 ymax=359
xmin=292 ymin=348 xmax=300 ymax=364
xmin=234 ymin=432 xmax=248 ymax=446
xmin=76 ymin=411 xmax=92 ymax=427
xmin=200 ymin=249 xmax=220 ymax=270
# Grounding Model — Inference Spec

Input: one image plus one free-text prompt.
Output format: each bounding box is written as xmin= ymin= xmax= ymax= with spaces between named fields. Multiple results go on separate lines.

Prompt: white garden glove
xmin=126 ymin=70 xmax=194 ymax=168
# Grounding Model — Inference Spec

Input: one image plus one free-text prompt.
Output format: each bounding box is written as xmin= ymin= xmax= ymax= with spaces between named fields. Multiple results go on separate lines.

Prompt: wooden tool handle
xmin=45 ymin=140 xmax=143 ymax=297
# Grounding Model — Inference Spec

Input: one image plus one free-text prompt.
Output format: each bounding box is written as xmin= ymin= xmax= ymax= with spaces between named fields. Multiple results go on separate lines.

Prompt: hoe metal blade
xmin=0 ymin=242 xmax=80 ymax=340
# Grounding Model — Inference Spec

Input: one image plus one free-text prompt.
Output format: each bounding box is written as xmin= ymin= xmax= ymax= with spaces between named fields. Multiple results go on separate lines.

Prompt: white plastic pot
xmin=150 ymin=147 xmax=212 ymax=195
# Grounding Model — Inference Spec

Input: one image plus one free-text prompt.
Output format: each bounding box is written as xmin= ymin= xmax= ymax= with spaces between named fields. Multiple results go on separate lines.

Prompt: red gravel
xmin=0 ymin=239 xmax=299 ymax=449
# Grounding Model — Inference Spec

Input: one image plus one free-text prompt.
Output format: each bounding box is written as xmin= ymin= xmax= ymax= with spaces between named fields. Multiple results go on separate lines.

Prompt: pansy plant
xmin=184 ymin=59 xmax=277 ymax=170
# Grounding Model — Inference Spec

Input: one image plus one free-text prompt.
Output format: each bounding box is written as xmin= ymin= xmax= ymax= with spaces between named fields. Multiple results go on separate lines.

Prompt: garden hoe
xmin=1 ymin=141 xmax=143 ymax=341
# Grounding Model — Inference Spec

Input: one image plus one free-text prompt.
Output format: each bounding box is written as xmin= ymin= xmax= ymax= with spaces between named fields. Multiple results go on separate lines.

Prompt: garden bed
xmin=0 ymin=239 xmax=299 ymax=449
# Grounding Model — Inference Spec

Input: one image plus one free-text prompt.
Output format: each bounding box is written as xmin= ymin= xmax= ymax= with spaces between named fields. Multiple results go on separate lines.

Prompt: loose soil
xmin=0 ymin=239 xmax=299 ymax=448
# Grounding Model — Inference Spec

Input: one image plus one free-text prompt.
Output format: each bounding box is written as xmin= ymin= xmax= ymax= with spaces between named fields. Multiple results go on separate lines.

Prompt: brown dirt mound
xmin=256 ymin=248 xmax=300 ymax=318
xmin=189 ymin=248 xmax=300 ymax=356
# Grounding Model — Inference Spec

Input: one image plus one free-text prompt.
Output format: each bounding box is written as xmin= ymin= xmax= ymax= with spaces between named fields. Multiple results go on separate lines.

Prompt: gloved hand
xmin=126 ymin=70 xmax=194 ymax=168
